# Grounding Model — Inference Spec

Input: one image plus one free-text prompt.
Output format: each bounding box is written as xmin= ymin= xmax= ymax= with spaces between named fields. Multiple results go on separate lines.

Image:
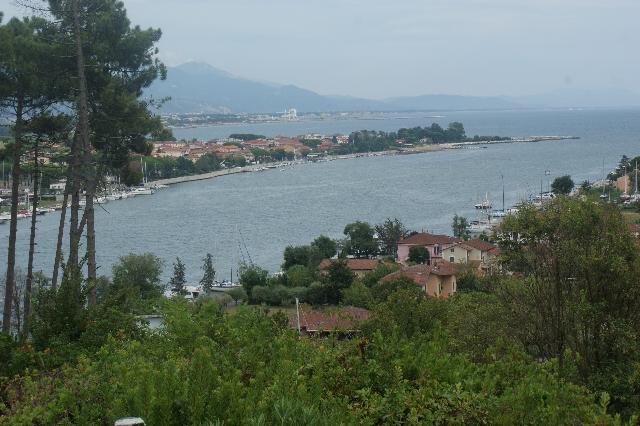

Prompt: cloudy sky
xmin=4 ymin=0 xmax=640 ymax=99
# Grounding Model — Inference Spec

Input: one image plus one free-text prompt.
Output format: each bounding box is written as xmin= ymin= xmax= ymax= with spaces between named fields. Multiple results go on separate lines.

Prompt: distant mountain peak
xmin=174 ymin=61 xmax=235 ymax=78
xmin=148 ymin=62 xmax=521 ymax=114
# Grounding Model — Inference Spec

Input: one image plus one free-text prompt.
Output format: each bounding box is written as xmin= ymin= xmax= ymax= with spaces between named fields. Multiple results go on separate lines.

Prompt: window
xmin=449 ymin=256 xmax=455 ymax=262
xmin=450 ymin=248 xmax=455 ymax=253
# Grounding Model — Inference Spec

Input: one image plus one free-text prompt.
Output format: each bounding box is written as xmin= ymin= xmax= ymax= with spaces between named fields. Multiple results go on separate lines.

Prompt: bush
xmin=341 ymin=282 xmax=373 ymax=308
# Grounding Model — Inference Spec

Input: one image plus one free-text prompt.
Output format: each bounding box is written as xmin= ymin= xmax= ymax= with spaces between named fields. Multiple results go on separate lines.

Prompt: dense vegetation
xmin=136 ymin=154 xmax=247 ymax=181
xmin=2 ymin=199 xmax=637 ymax=424
xmin=1 ymin=0 xmax=639 ymax=423
xmin=330 ymin=122 xmax=510 ymax=154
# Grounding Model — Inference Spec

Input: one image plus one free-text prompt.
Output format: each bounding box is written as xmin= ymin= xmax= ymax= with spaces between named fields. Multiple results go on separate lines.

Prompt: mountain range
xmin=147 ymin=62 xmax=640 ymax=114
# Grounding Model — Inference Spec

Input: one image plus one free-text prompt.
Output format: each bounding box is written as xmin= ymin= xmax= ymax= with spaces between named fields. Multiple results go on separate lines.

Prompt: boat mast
xmin=635 ymin=161 xmax=638 ymax=195
xmin=501 ymin=174 xmax=505 ymax=212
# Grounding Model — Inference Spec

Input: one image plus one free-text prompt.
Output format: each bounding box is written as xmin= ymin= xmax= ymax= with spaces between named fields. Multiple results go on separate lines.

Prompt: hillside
xmin=147 ymin=62 xmax=521 ymax=114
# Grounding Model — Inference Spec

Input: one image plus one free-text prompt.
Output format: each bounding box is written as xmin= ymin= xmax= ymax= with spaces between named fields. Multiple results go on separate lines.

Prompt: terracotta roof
xmin=319 ymin=258 xmax=381 ymax=271
xmin=464 ymin=239 xmax=497 ymax=252
xmin=398 ymin=233 xmax=460 ymax=246
xmin=380 ymin=261 xmax=458 ymax=286
xmin=288 ymin=307 xmax=371 ymax=332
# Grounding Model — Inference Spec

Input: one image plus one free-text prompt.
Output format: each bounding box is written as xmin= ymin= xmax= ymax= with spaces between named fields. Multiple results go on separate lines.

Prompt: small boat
xmin=36 ymin=207 xmax=55 ymax=215
xmin=95 ymin=196 xmax=108 ymax=204
xmin=474 ymin=200 xmax=492 ymax=210
xmin=469 ymin=220 xmax=493 ymax=234
xmin=489 ymin=210 xmax=508 ymax=219
xmin=474 ymin=193 xmax=492 ymax=210
xmin=130 ymin=187 xmax=154 ymax=196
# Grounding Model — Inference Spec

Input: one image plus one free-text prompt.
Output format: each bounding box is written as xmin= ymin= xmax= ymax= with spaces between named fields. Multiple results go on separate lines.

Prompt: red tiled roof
xmin=319 ymin=258 xmax=381 ymax=271
xmin=398 ymin=233 xmax=460 ymax=246
xmin=288 ymin=307 xmax=371 ymax=332
xmin=380 ymin=261 xmax=458 ymax=286
xmin=464 ymin=239 xmax=497 ymax=252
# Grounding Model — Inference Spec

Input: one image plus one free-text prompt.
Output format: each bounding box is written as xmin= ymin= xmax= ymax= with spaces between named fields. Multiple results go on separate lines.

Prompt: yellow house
xmin=380 ymin=261 xmax=458 ymax=298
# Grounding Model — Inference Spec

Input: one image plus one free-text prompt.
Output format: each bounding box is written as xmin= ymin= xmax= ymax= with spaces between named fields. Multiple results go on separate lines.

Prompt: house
xmin=49 ymin=179 xmax=67 ymax=191
xmin=441 ymin=238 xmax=500 ymax=270
xmin=152 ymin=141 xmax=190 ymax=158
xmin=319 ymin=258 xmax=382 ymax=277
xmin=396 ymin=233 xmax=461 ymax=264
xmin=380 ymin=261 xmax=458 ymax=298
xmin=288 ymin=306 xmax=371 ymax=337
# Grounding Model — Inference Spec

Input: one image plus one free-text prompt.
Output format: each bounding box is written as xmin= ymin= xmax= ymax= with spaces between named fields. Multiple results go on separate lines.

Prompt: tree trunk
xmin=2 ymin=94 xmax=24 ymax=334
xmin=85 ymin=189 xmax=96 ymax=304
xmin=51 ymin=179 xmax=70 ymax=290
xmin=72 ymin=0 xmax=97 ymax=304
xmin=67 ymin=0 xmax=91 ymax=279
xmin=24 ymin=143 xmax=39 ymax=337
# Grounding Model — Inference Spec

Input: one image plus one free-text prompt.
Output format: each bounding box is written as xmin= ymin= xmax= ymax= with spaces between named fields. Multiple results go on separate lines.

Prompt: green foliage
xmin=168 ymin=257 xmax=186 ymax=293
xmin=310 ymin=235 xmax=337 ymax=259
xmin=226 ymin=287 xmax=247 ymax=305
xmin=229 ymin=133 xmax=266 ymax=141
xmin=324 ymin=260 xmax=355 ymax=304
xmin=343 ymin=221 xmax=378 ymax=258
xmin=551 ymin=175 xmax=575 ymax=195
xmin=452 ymin=214 xmax=470 ymax=240
xmin=374 ymin=276 xmax=422 ymax=303
xmin=499 ymin=198 xmax=640 ymax=415
xmin=361 ymin=262 xmax=401 ymax=287
xmin=240 ymin=264 xmax=268 ymax=300
xmin=111 ymin=253 xmax=164 ymax=303
xmin=341 ymin=281 xmax=373 ymax=308
xmin=408 ymin=245 xmax=429 ymax=264
xmin=285 ymin=265 xmax=315 ymax=288
xmin=194 ymin=153 xmax=221 ymax=173
xmin=300 ymin=138 xmax=321 ymax=148
xmin=375 ymin=218 xmax=408 ymax=256
xmin=200 ymin=253 xmax=216 ymax=292
xmin=1 ymin=294 xmax=624 ymax=425
xmin=282 ymin=245 xmax=322 ymax=270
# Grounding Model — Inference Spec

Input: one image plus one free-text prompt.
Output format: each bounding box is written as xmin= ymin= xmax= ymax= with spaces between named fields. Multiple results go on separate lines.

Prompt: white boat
xmin=106 ymin=194 xmax=119 ymax=201
xmin=474 ymin=200 xmax=492 ymax=210
xmin=36 ymin=207 xmax=55 ymax=215
xmin=489 ymin=210 xmax=508 ymax=219
xmin=95 ymin=196 xmax=108 ymax=204
xmin=469 ymin=220 xmax=493 ymax=234
xmin=474 ymin=192 xmax=492 ymax=209
xmin=130 ymin=187 xmax=154 ymax=196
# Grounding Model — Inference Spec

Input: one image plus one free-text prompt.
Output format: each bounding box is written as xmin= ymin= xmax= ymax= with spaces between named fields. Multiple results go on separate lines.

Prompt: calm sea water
xmin=1 ymin=108 xmax=639 ymax=282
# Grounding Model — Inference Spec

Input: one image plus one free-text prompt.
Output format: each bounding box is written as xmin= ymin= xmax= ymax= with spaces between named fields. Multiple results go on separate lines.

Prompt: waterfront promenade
xmin=146 ymin=135 xmax=578 ymax=187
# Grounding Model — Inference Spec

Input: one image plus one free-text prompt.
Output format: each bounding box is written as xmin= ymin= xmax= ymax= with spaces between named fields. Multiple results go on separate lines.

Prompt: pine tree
xmin=169 ymin=257 xmax=186 ymax=294
xmin=200 ymin=253 xmax=216 ymax=292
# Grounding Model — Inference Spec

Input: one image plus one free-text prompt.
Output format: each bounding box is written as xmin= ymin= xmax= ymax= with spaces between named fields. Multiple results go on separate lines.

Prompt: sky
xmin=3 ymin=0 xmax=640 ymax=99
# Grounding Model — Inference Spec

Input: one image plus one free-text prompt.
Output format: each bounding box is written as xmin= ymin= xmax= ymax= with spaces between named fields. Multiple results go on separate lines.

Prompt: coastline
xmin=146 ymin=135 xmax=578 ymax=187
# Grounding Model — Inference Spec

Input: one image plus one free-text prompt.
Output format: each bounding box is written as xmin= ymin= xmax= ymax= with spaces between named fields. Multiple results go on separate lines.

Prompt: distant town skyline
xmin=4 ymin=0 xmax=640 ymax=99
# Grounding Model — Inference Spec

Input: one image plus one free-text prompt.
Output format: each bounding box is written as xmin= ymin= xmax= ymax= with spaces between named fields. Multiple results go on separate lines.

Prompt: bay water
xmin=1 ymin=108 xmax=639 ymax=283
